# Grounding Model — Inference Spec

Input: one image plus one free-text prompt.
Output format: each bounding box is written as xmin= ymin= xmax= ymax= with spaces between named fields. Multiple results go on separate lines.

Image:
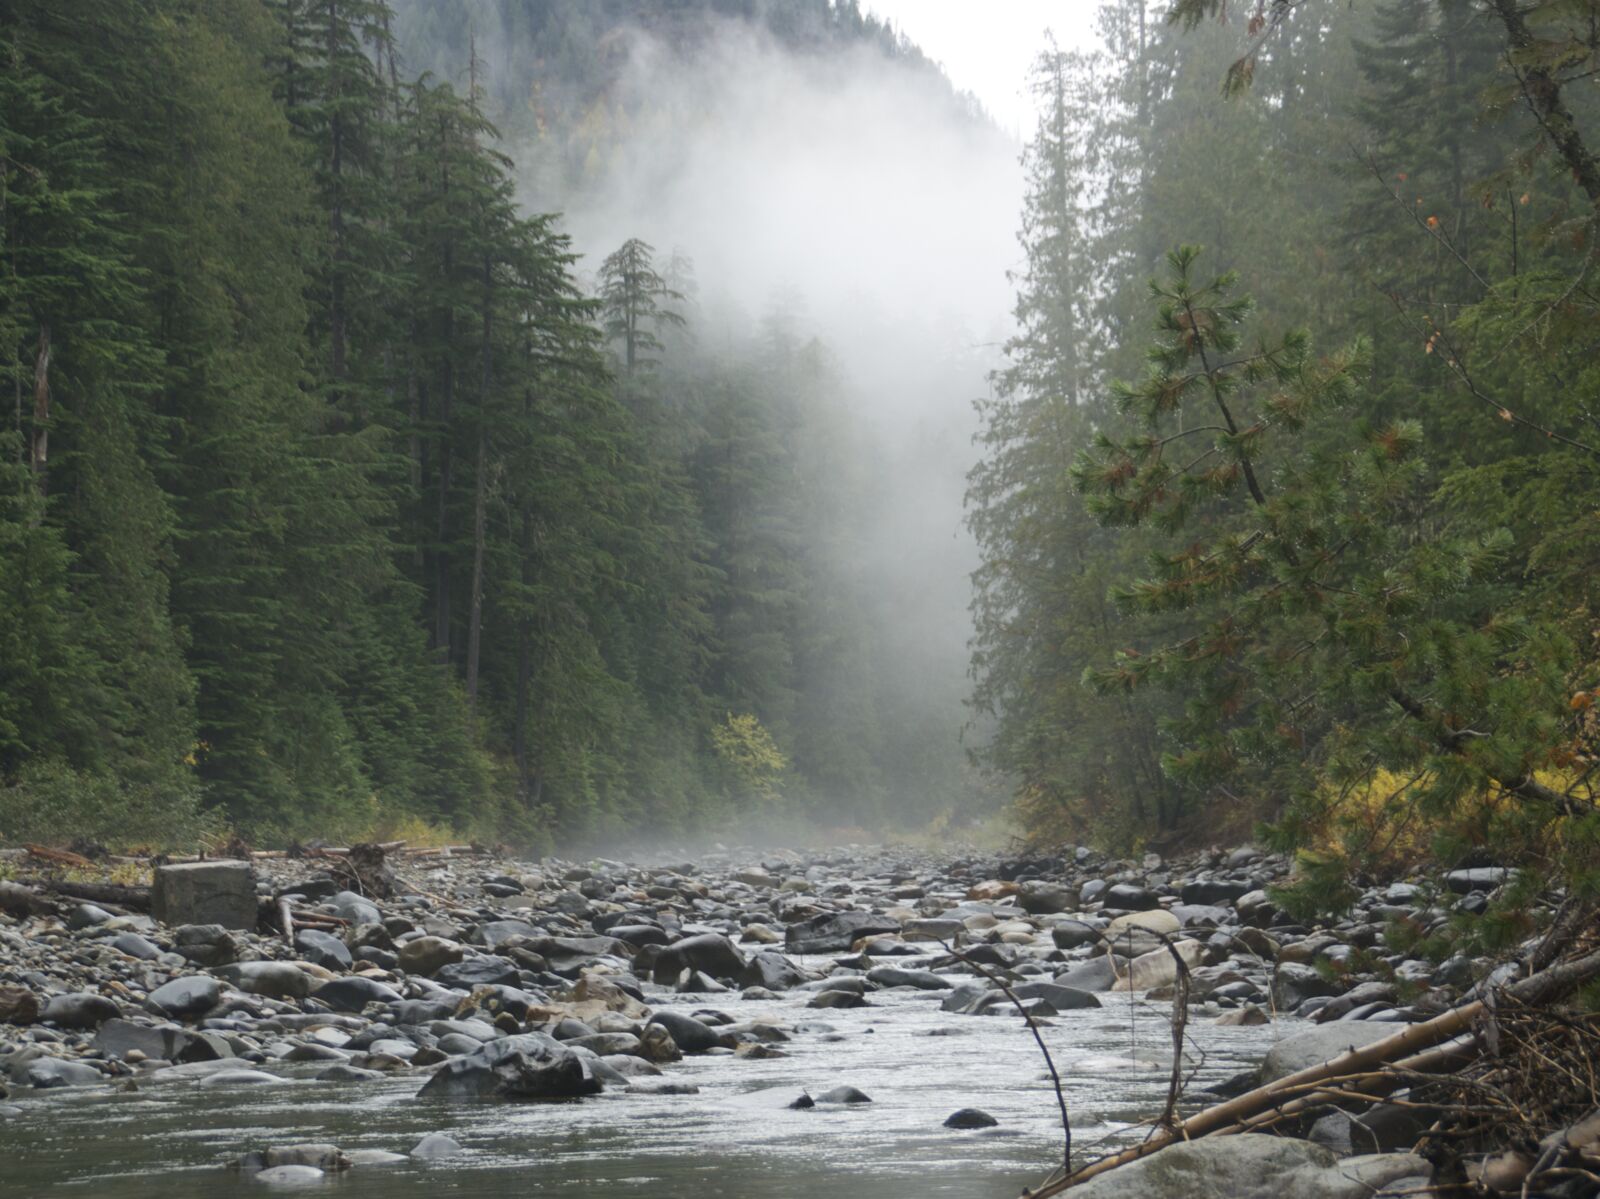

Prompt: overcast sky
xmin=863 ymin=1 xmax=1102 ymax=139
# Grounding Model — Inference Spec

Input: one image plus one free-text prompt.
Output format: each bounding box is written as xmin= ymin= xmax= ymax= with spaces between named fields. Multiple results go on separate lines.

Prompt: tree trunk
xmin=30 ymin=322 xmax=50 ymax=498
xmin=466 ymin=430 xmax=486 ymax=707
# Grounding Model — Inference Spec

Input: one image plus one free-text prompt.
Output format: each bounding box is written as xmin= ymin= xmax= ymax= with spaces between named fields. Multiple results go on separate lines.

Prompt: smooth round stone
xmin=147 ymin=976 xmax=221 ymax=1020
xmin=253 ymin=1164 xmax=324 ymax=1187
xmin=198 ymin=1069 xmax=283 ymax=1087
xmin=410 ymin=1132 xmax=462 ymax=1160
xmin=944 ymin=1108 xmax=999 ymax=1129
xmin=345 ymin=1149 xmax=408 ymax=1166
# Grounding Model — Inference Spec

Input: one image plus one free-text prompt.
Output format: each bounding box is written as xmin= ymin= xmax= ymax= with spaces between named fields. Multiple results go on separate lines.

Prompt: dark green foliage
xmin=969 ymin=0 xmax=1600 ymax=900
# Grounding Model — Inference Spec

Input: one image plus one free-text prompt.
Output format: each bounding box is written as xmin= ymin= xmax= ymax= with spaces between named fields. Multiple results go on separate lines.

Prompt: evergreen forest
xmin=4 ymin=0 xmax=1600 ymax=906
xmin=968 ymin=0 xmax=1600 ymax=909
xmin=0 ymin=0 xmax=984 ymax=849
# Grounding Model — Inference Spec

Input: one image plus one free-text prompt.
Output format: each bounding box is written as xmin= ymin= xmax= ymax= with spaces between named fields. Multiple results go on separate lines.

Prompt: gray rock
xmin=396 ymin=936 xmax=464 ymax=977
xmin=173 ymin=923 xmax=239 ymax=966
xmin=1272 ymin=962 xmax=1338 ymax=1011
xmin=252 ymin=1165 xmax=325 ymax=1187
xmin=738 ymin=951 xmax=808 ymax=991
xmin=24 ymin=1058 xmax=106 ymax=1088
xmin=1180 ymin=879 xmax=1251 ymax=905
xmin=147 ymin=975 xmax=222 ymax=1020
xmin=415 ymin=1033 xmax=602 ymax=1101
xmin=94 ymin=1017 xmax=215 ymax=1062
xmin=109 ymin=932 xmax=163 ymax=961
xmin=1054 ymin=957 xmax=1123 ymax=993
xmin=295 ymin=929 xmax=353 ymax=971
xmin=816 ymin=1085 xmax=871 ymax=1104
xmin=151 ymin=860 xmax=257 ymax=930
xmin=807 ymin=988 xmax=868 ymax=1009
xmin=311 ymin=976 xmax=401 ymax=1013
xmin=652 ymin=933 xmax=746 ymax=984
xmin=221 ymin=961 xmax=312 ymax=1000
xmin=1068 ymin=1135 xmax=1428 ymax=1199
xmin=434 ymin=956 xmax=521 ymax=990
xmin=1444 ymin=867 xmax=1508 ymax=893
xmin=646 ymin=1010 xmax=732 ymax=1054
xmin=330 ymin=891 xmax=381 ymax=925
xmin=784 ymin=911 xmax=900 ymax=954
xmin=1051 ymin=921 xmax=1103 ymax=950
xmin=865 ymin=965 xmax=949 ymax=990
xmin=410 ymin=1132 xmax=462 ymax=1160
xmin=944 ymin=1108 xmax=998 ymax=1128
xmin=1259 ymin=1023 xmax=1395 ymax=1084
xmin=1103 ymin=882 xmax=1158 ymax=909
xmin=1017 ymin=882 xmax=1073 ymax=914
xmin=40 ymin=992 xmax=119 ymax=1029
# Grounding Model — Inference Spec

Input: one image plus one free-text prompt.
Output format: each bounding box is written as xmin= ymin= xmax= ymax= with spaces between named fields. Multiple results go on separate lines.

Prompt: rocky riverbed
xmin=0 ymin=842 xmax=1515 ymax=1196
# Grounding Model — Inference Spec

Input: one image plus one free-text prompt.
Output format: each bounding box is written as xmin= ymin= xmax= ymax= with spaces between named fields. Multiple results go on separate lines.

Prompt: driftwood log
xmin=1027 ymin=944 xmax=1600 ymax=1197
xmin=2 ymin=877 xmax=152 ymax=912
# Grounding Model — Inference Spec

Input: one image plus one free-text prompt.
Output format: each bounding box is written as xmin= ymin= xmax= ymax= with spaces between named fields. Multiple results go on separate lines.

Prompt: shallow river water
xmin=4 ymin=972 xmax=1286 ymax=1198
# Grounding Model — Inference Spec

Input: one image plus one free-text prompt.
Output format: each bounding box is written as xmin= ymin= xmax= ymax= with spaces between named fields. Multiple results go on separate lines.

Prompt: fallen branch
xmin=1028 ymin=945 xmax=1600 ymax=1196
xmin=11 ymin=877 xmax=151 ymax=911
xmin=23 ymin=843 xmax=95 ymax=869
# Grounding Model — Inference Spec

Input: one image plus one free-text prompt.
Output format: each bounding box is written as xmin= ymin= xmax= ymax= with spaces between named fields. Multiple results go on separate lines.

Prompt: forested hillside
xmin=0 ymin=0 xmax=991 ymax=849
xmin=970 ymin=0 xmax=1600 ymax=903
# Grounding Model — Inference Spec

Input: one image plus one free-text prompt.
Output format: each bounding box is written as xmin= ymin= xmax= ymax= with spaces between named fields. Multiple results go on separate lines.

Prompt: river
xmin=5 ymin=976 xmax=1283 ymax=1197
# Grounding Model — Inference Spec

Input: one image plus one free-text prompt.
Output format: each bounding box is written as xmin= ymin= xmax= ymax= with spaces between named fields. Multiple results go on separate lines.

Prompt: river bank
xmin=0 ymin=841 xmax=1532 ymax=1195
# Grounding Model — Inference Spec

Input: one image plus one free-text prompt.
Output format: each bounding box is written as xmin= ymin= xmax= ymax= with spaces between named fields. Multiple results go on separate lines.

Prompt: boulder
xmin=396 ymin=936 xmax=465 ymax=977
xmin=93 ymin=1018 xmax=229 ymax=1063
xmin=1259 ymin=1023 xmax=1396 ymax=1084
xmin=24 ymin=1058 xmax=107 ymax=1088
xmin=147 ymin=975 xmax=222 ymax=1020
xmin=1272 ymin=962 xmax=1339 ymax=1012
xmin=1103 ymin=883 xmax=1158 ymax=910
xmin=294 ymin=929 xmax=353 ymax=971
xmin=40 ymin=992 xmax=119 ymax=1029
xmin=651 ymin=933 xmax=746 ymax=984
xmin=435 ymin=956 xmax=522 ymax=990
xmin=865 ymin=965 xmax=949 ymax=990
xmin=646 ymin=1010 xmax=732 ymax=1054
xmin=1054 ymin=958 xmax=1123 ymax=993
xmin=1444 ymin=867 xmax=1509 ymax=894
xmin=311 ymin=976 xmax=401 ymax=1013
xmin=151 ymin=860 xmax=257 ymax=930
xmin=173 ymin=923 xmax=239 ymax=966
xmin=1112 ymin=939 xmax=1205 ymax=992
xmin=1105 ymin=909 xmax=1180 ymax=943
xmin=410 ymin=1132 xmax=462 ymax=1160
xmin=784 ymin=911 xmax=900 ymax=955
xmin=816 ymin=1085 xmax=871 ymax=1104
xmin=944 ymin=1108 xmax=999 ymax=1129
xmin=1017 ymin=882 xmax=1073 ymax=915
xmin=738 ymin=952 xmax=809 ymax=991
xmin=330 ymin=891 xmax=380 ymax=925
xmin=416 ymin=1033 xmax=602 ymax=1101
xmin=1067 ymin=1135 xmax=1429 ymax=1199
xmin=220 ymin=962 xmax=312 ymax=1000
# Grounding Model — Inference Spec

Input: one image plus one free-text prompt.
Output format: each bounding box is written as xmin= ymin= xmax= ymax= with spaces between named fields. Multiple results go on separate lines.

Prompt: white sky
xmin=864 ymin=1 xmax=1102 ymax=139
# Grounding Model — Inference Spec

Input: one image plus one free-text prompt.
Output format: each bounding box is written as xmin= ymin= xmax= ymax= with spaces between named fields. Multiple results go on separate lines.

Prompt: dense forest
xmin=969 ymin=0 xmax=1600 ymax=906
xmin=0 ymin=0 xmax=987 ymax=849
xmin=7 ymin=0 xmax=1600 ymax=895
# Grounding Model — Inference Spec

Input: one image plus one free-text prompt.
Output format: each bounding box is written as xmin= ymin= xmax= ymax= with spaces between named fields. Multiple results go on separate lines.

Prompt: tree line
xmin=969 ymin=0 xmax=1600 ymax=909
xmin=0 ymin=0 xmax=964 ymax=848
